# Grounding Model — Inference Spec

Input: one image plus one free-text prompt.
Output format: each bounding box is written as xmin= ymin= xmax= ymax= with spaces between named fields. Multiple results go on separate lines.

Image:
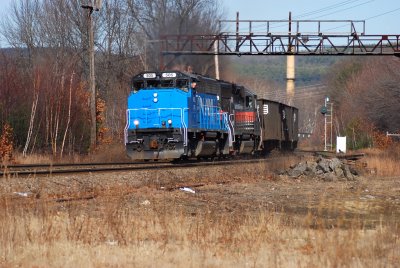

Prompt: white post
xmin=286 ymin=12 xmax=295 ymax=106
xmin=214 ymin=41 xmax=220 ymax=80
xmin=324 ymin=97 xmax=327 ymax=151
xmin=330 ymin=102 xmax=333 ymax=150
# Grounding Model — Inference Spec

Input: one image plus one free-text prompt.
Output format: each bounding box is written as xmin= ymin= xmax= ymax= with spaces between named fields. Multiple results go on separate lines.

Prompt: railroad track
xmin=1 ymin=150 xmax=365 ymax=177
xmin=0 ymin=158 xmax=268 ymax=177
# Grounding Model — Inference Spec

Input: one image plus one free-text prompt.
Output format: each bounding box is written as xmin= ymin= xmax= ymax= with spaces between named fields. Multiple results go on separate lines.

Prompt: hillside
xmin=230 ymin=56 xmax=342 ymax=87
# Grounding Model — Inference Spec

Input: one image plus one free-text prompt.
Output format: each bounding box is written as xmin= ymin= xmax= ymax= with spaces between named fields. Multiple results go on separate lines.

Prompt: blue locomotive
xmin=125 ymin=70 xmax=298 ymax=160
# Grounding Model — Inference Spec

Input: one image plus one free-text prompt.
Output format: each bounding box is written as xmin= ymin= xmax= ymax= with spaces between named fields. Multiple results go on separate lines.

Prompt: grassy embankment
xmin=1 ymin=149 xmax=399 ymax=267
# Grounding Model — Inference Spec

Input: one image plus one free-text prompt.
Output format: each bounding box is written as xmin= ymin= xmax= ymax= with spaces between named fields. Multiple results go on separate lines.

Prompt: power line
xmin=324 ymin=6 xmax=400 ymax=31
xmin=228 ymin=0 xmax=395 ymax=35
xmin=365 ymin=7 xmax=400 ymax=20
xmin=235 ymin=0 xmax=369 ymax=31
xmin=246 ymin=0 xmax=374 ymax=31
xmin=294 ymin=0 xmax=365 ymax=19
xmin=309 ymin=0 xmax=375 ymax=20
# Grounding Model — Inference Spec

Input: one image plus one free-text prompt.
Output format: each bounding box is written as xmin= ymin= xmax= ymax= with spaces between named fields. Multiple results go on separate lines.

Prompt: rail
xmin=1 ymin=158 xmax=269 ymax=177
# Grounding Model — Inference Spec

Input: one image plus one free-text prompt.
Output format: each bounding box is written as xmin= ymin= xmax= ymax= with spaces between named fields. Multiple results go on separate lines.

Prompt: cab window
xmin=160 ymin=79 xmax=174 ymax=87
xmin=246 ymin=96 xmax=253 ymax=108
xmin=176 ymin=79 xmax=189 ymax=91
xmin=147 ymin=79 xmax=160 ymax=88
xmin=132 ymin=80 xmax=144 ymax=93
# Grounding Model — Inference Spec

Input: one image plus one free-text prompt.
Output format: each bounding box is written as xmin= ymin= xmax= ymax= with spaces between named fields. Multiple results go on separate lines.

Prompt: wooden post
xmin=88 ymin=8 xmax=96 ymax=151
xmin=81 ymin=1 xmax=100 ymax=152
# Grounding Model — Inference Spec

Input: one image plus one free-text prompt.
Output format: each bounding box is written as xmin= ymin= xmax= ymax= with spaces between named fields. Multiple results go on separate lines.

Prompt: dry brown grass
xmin=1 ymin=191 xmax=399 ymax=267
xmin=9 ymin=152 xmax=56 ymax=165
xmin=10 ymin=143 xmax=128 ymax=165
xmin=362 ymin=145 xmax=400 ymax=176
xmin=1 ymin=149 xmax=399 ymax=267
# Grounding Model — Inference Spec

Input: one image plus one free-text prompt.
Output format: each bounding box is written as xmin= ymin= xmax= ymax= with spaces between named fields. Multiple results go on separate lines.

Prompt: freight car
xmin=258 ymin=99 xmax=298 ymax=151
xmin=124 ymin=70 xmax=298 ymax=160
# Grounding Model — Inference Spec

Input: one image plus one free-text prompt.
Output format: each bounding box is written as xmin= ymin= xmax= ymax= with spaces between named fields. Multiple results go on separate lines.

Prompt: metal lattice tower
xmin=324 ymin=100 xmax=333 ymax=152
xmin=160 ymin=17 xmax=400 ymax=57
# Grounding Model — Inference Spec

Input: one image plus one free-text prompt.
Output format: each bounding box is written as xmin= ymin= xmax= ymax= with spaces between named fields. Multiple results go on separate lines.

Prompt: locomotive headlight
xmin=133 ymin=120 xmax=139 ymax=126
xmin=153 ymin=97 xmax=158 ymax=103
xmin=167 ymin=119 xmax=172 ymax=125
xmin=153 ymin=93 xmax=158 ymax=97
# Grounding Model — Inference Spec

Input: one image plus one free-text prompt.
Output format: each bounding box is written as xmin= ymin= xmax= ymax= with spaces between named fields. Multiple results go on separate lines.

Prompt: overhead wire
xmin=294 ymin=0 xmax=364 ymax=19
xmin=236 ymin=0 xmax=375 ymax=32
xmin=324 ymin=6 xmax=400 ymax=32
xmin=249 ymin=0 xmax=374 ymax=31
xmin=248 ymin=0 xmax=372 ymax=31
xmin=309 ymin=0 xmax=375 ymax=20
xmin=232 ymin=0 xmax=398 ymax=37
xmin=365 ymin=7 xmax=400 ymax=20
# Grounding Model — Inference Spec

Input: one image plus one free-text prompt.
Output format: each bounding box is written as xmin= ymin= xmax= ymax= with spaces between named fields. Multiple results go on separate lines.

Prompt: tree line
xmin=227 ymin=55 xmax=400 ymax=150
xmin=0 ymin=0 xmax=222 ymax=159
xmin=326 ymin=57 xmax=400 ymax=149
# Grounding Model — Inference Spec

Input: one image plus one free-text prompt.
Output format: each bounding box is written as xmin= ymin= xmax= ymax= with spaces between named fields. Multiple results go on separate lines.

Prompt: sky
xmin=0 ymin=0 xmax=399 ymax=46
xmin=220 ymin=0 xmax=400 ymax=34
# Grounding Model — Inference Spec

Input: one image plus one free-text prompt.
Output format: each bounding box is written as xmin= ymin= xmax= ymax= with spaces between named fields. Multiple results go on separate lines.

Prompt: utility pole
xmin=81 ymin=1 xmax=101 ymax=152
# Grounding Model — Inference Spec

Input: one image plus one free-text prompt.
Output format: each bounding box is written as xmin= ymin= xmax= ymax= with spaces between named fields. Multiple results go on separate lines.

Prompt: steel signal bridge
xmin=160 ymin=17 xmax=400 ymax=57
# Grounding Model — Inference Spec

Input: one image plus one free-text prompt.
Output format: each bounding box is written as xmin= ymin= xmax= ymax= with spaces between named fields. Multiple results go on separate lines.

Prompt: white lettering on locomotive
xmin=263 ymin=104 xmax=269 ymax=115
xmin=161 ymin=72 xmax=177 ymax=78
xmin=143 ymin=73 xmax=156 ymax=78
xmin=205 ymin=98 xmax=214 ymax=108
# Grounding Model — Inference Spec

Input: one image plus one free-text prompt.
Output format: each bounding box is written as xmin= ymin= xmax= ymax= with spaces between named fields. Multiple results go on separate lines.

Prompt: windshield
xmin=132 ymin=80 xmax=144 ymax=93
xmin=132 ymin=78 xmax=189 ymax=92
xmin=160 ymin=79 xmax=174 ymax=87
xmin=147 ymin=79 xmax=161 ymax=88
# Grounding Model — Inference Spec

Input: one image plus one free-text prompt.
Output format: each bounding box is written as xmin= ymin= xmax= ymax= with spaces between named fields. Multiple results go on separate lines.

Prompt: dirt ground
xmin=1 ymin=156 xmax=400 ymax=267
xmin=2 ymin=158 xmax=399 ymax=226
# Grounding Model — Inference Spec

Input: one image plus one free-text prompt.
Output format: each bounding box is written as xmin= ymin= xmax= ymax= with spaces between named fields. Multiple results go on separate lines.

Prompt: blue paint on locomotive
xmin=127 ymin=88 xmax=228 ymax=132
xmin=189 ymin=92 xmax=226 ymax=131
xmin=127 ymin=88 xmax=188 ymax=129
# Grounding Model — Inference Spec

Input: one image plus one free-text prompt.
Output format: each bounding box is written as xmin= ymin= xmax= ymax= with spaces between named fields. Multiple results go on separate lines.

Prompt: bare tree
xmin=328 ymin=57 xmax=400 ymax=148
xmin=1 ymin=0 xmax=41 ymax=59
xmin=0 ymin=0 xmax=227 ymax=156
xmin=61 ymin=72 xmax=74 ymax=157
xmin=22 ymin=71 xmax=40 ymax=157
xmin=127 ymin=0 xmax=222 ymax=73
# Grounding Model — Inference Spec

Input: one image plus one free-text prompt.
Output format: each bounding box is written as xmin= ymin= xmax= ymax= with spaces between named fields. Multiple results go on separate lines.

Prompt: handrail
xmin=124 ymin=109 xmax=130 ymax=144
xmin=126 ymin=105 xmax=229 ymax=147
xmin=197 ymin=96 xmax=227 ymax=130
xmin=180 ymin=108 xmax=188 ymax=146
xmin=126 ymin=107 xmax=188 ymax=146
xmin=229 ymin=114 xmax=236 ymax=143
xmin=223 ymin=113 xmax=233 ymax=147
